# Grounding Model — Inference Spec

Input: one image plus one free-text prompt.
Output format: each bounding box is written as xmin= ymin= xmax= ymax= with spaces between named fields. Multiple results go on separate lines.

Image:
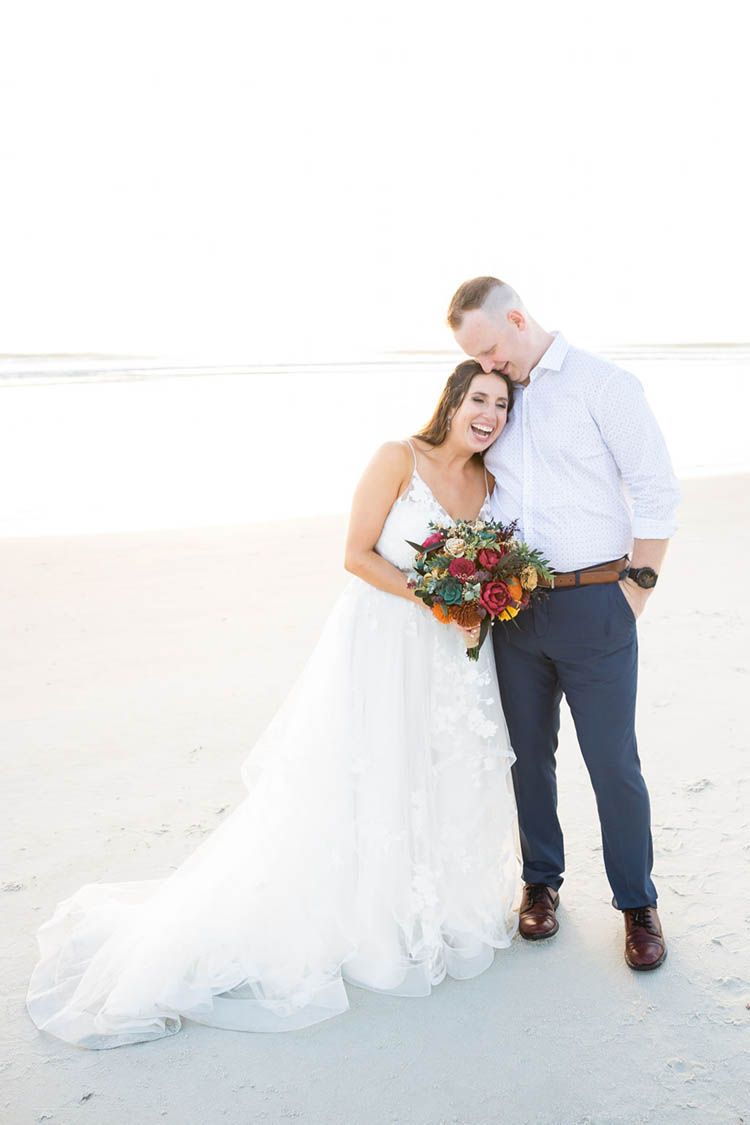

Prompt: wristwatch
xmin=627 ymin=566 xmax=658 ymax=589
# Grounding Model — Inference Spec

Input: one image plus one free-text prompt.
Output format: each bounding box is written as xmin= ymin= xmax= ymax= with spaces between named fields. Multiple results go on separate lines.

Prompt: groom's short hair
xmin=447 ymin=277 xmax=522 ymax=329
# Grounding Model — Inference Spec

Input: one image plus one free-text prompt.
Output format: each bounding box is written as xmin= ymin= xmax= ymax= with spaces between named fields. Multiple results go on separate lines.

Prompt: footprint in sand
xmin=715 ymin=975 xmax=749 ymax=993
xmin=666 ymin=1057 xmax=704 ymax=1083
xmin=684 ymin=778 xmax=713 ymax=793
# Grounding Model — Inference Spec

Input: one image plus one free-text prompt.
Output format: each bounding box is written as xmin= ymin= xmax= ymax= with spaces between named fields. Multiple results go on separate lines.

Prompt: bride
xmin=27 ymin=361 xmax=521 ymax=1048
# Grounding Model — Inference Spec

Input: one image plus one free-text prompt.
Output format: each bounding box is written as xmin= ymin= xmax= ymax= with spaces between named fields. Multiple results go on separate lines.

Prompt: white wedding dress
xmin=27 ymin=451 xmax=521 ymax=1048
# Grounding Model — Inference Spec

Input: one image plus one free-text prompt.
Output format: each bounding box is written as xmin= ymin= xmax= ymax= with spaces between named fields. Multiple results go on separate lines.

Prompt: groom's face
xmin=453 ymin=308 xmax=531 ymax=386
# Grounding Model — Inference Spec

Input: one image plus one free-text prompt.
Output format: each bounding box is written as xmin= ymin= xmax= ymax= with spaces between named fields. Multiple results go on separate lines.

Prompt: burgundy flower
xmin=448 ymin=557 xmax=477 ymax=580
xmin=422 ymin=532 xmax=444 ymax=549
xmin=477 ymin=547 xmax=505 ymax=569
xmin=480 ymin=581 xmax=511 ymax=615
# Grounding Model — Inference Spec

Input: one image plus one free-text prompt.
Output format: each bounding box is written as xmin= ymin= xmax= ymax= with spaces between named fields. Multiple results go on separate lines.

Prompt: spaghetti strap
xmin=483 ymin=462 xmax=490 ymax=498
xmin=403 ymin=439 xmax=418 ymax=471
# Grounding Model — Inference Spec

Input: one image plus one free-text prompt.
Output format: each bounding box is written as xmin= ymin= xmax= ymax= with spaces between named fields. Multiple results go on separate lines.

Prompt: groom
xmin=447 ymin=276 xmax=679 ymax=970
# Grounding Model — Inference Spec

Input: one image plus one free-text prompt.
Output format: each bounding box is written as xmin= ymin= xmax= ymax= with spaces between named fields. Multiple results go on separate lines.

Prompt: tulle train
xmin=28 ymin=577 xmax=520 ymax=1048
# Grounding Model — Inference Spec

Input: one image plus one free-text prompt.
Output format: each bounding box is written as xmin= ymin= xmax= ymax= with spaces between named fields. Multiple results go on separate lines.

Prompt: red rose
xmin=478 ymin=547 xmax=504 ymax=569
xmin=448 ymin=557 xmax=477 ymax=579
xmin=422 ymin=533 xmax=444 ymax=549
xmin=480 ymin=581 xmax=511 ymax=615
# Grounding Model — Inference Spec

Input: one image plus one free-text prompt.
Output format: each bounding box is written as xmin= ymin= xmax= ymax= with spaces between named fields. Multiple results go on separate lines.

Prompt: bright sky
xmin=1 ymin=1 xmax=747 ymax=360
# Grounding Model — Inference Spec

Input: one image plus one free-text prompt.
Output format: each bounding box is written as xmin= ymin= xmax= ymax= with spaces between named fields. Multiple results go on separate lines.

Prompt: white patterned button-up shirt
xmin=484 ymin=333 xmax=680 ymax=572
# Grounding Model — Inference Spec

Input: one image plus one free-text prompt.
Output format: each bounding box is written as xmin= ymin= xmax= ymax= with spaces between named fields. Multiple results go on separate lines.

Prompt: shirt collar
xmin=528 ymin=331 xmax=569 ymax=382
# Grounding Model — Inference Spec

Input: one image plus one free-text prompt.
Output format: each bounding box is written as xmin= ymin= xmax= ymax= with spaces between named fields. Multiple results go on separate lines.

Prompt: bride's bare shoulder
xmin=409 ymin=436 xmax=433 ymax=453
xmin=354 ymin=441 xmax=413 ymax=496
xmin=367 ymin=440 xmax=414 ymax=472
xmin=382 ymin=439 xmax=414 ymax=455
xmin=349 ymin=442 xmax=415 ymax=516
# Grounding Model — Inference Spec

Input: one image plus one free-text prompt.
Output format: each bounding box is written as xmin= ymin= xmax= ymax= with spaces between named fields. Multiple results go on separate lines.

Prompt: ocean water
xmin=1 ymin=346 xmax=748 ymax=536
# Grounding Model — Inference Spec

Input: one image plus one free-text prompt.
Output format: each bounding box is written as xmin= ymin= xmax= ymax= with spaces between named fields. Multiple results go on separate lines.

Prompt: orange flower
xmin=506 ymin=577 xmax=523 ymax=602
xmin=432 ymin=602 xmax=453 ymax=624
xmin=452 ymin=603 xmax=482 ymax=629
xmin=497 ymin=575 xmax=523 ymax=621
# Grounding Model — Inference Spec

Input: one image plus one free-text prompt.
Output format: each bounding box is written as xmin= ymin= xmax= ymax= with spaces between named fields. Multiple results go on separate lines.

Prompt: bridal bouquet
xmin=407 ymin=519 xmax=553 ymax=660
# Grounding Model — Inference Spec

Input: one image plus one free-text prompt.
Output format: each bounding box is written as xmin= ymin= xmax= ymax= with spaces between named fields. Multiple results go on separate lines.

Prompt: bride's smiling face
xmin=451 ymin=372 xmax=510 ymax=453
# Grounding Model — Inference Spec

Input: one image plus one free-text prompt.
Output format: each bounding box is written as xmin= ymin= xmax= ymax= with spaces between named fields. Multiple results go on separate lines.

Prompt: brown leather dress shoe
xmin=623 ymin=906 xmax=667 ymax=970
xmin=519 ymin=883 xmax=560 ymax=941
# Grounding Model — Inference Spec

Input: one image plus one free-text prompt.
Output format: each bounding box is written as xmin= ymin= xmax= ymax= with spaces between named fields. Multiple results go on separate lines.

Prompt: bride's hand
xmin=454 ymin=622 xmax=481 ymax=648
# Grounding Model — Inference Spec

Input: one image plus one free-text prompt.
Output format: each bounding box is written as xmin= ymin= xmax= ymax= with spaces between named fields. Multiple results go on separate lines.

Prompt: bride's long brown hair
xmin=414 ymin=361 xmax=514 ymax=455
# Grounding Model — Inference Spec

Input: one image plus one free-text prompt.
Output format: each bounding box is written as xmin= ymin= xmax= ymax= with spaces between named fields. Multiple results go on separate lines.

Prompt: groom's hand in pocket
xmin=619 ymin=578 xmax=651 ymax=621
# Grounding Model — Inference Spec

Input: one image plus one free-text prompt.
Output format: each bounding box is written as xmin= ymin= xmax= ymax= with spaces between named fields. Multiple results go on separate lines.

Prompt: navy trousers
xmin=492 ymin=581 xmax=656 ymax=910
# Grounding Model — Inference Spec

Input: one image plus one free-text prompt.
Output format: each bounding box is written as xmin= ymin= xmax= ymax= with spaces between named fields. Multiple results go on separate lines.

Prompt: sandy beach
xmin=2 ymin=474 xmax=748 ymax=1125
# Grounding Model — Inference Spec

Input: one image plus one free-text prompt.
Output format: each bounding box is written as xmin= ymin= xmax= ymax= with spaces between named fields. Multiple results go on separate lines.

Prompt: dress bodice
xmin=375 ymin=461 xmax=493 ymax=573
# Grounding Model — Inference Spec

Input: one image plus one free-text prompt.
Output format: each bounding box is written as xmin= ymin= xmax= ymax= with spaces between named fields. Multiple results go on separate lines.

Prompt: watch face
xmin=636 ymin=567 xmax=658 ymax=588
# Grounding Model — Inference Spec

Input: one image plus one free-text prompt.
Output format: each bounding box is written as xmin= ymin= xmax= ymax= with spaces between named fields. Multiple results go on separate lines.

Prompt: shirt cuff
xmin=631 ymin=515 xmax=679 ymax=539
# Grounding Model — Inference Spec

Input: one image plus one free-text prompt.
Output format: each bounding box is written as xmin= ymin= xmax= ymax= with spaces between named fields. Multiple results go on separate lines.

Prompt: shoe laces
xmin=525 ymin=883 xmax=550 ymax=906
xmin=627 ymin=907 xmax=658 ymax=933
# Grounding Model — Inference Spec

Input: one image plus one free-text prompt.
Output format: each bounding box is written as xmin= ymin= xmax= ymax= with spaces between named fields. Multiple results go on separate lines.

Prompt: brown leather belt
xmin=538 ymin=556 xmax=629 ymax=590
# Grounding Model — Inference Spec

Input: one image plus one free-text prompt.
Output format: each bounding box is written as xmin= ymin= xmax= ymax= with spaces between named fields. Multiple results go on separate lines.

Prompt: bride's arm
xmin=344 ymin=442 xmax=422 ymax=604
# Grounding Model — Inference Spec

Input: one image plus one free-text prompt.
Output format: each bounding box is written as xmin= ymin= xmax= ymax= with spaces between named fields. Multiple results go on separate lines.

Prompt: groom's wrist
xmin=623 ymin=576 xmax=652 ymax=598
